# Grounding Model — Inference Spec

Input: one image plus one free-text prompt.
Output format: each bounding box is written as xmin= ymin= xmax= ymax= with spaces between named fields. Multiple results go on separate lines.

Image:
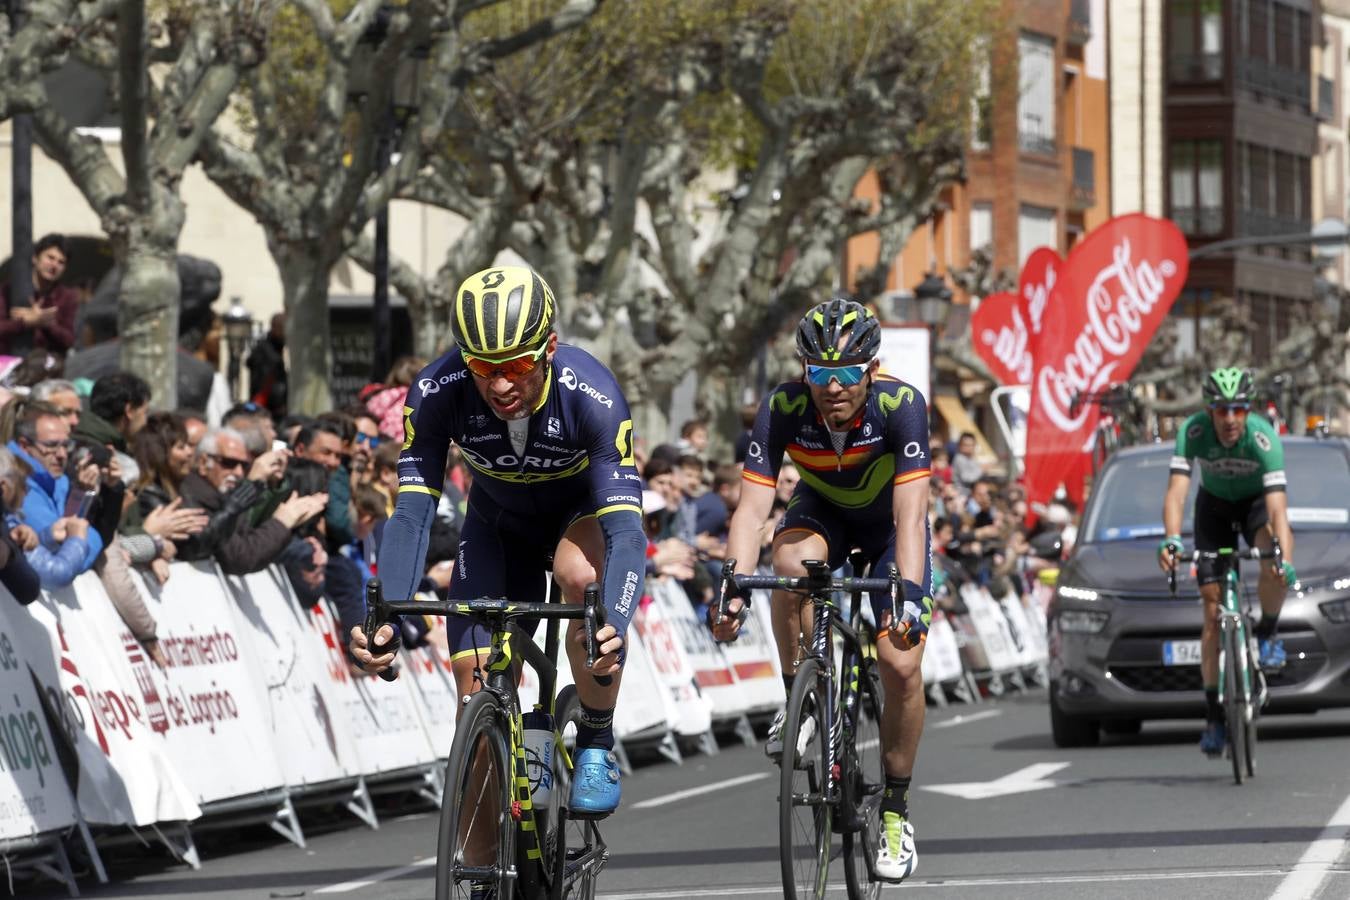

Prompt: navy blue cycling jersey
xmin=378 ymin=344 xmax=646 ymax=637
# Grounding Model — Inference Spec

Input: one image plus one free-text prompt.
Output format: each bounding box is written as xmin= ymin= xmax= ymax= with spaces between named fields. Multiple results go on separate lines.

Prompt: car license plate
xmin=1162 ymin=640 xmax=1202 ymax=666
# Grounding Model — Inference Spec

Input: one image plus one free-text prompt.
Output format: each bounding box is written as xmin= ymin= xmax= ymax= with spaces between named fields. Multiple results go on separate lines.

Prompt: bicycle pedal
xmin=564 ymin=806 xmax=613 ymax=822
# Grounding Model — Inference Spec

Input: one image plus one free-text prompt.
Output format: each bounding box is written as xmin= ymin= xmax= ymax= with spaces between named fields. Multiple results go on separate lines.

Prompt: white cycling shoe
xmin=874 ymin=812 xmax=917 ymax=882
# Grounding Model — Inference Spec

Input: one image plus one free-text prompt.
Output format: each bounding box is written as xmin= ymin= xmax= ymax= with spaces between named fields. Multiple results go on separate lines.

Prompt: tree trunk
xmin=276 ymin=244 xmax=338 ymax=415
xmin=115 ymin=194 xmax=183 ymax=409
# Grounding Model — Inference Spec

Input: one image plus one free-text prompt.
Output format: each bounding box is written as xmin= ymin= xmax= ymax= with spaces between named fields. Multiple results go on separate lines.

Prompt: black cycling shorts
xmin=1193 ymin=487 xmax=1269 ymax=587
xmin=773 ymin=485 xmax=931 ymax=630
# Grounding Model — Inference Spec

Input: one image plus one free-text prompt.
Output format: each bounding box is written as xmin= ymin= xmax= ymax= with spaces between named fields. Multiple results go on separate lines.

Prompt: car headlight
xmin=1320 ymin=598 xmax=1350 ymax=624
xmin=1057 ymin=585 xmax=1099 ymax=602
xmin=1057 ymin=610 xmax=1110 ymax=633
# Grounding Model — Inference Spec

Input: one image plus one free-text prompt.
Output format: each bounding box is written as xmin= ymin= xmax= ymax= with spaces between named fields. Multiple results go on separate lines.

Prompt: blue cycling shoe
xmin=1199 ymin=721 xmax=1226 ymax=758
xmin=1258 ymin=638 xmax=1287 ymax=671
xmin=569 ymin=748 xmax=621 ymax=818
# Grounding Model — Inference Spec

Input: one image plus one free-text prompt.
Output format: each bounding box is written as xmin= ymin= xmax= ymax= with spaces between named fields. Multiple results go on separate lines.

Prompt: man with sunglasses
xmin=711 ymin=296 xmax=933 ymax=883
xmin=1159 ymin=366 xmax=1296 ymax=758
xmin=350 ymin=265 xmax=645 ymax=828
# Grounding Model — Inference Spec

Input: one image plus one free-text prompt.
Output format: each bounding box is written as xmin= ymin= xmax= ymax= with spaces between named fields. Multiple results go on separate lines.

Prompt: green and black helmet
xmin=1202 ymin=366 xmax=1254 ymax=405
xmin=452 ymin=265 xmax=556 ymax=357
xmin=794 ymin=296 xmax=881 ymax=362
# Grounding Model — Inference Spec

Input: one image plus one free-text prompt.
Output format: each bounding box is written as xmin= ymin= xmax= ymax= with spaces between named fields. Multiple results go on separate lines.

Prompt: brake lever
xmin=716 ymin=559 xmax=737 ymax=627
xmin=583 ymin=582 xmax=603 ymax=670
xmin=364 ymin=578 xmax=398 ymax=683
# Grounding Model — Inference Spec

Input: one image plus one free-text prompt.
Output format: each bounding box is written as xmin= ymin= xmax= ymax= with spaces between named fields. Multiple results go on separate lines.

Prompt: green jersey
xmin=1169 ymin=411 xmax=1286 ymax=501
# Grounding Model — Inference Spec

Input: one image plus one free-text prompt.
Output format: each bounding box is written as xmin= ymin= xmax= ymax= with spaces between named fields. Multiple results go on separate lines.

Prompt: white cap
xmin=642 ymin=490 xmax=667 ymax=514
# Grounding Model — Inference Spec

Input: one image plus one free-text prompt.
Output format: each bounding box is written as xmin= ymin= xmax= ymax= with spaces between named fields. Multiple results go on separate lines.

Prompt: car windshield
xmin=1082 ymin=442 xmax=1350 ymax=543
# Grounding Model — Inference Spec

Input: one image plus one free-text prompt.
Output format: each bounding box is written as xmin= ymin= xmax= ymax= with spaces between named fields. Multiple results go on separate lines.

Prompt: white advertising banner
xmin=125 ymin=562 xmax=287 ymax=805
xmin=0 ymin=593 xmax=78 ymax=839
xmin=402 ymin=633 xmax=459 ymax=758
xmin=877 ymin=325 xmax=932 ymax=404
xmin=19 ymin=575 xmax=200 ymax=826
xmin=920 ymin=611 xmax=965 ymax=684
xmin=720 ymin=590 xmax=785 ymax=713
xmin=222 ymin=568 xmax=360 ymax=788
xmin=960 ymin=584 xmax=1022 ymax=673
xmin=646 ymin=580 xmax=747 ymax=719
xmin=632 ymin=592 xmax=713 ymax=737
xmin=306 ymin=598 xmax=439 ymax=775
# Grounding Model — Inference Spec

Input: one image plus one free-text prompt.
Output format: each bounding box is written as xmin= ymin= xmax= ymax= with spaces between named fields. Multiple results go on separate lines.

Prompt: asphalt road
xmin=22 ymin=689 xmax=1350 ymax=899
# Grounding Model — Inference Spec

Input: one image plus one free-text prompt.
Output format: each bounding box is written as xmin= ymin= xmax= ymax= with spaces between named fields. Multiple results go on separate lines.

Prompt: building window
xmin=1238 ymin=142 xmax=1311 ymax=233
xmin=1169 ymin=139 xmax=1224 ymax=235
xmin=970 ymin=202 xmax=993 ymax=253
xmin=1169 ymin=0 xmax=1223 ymax=82
xmin=1017 ymin=33 xmax=1055 ymax=155
xmin=1238 ymin=1 xmax=1311 ymax=106
xmin=1017 ymin=204 xmax=1056 ymax=268
xmin=971 ymin=39 xmax=992 ymax=150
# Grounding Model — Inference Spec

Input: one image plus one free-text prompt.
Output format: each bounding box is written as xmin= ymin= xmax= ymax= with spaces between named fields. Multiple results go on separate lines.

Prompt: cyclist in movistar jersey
xmin=712 ymin=296 xmax=931 ymax=883
xmin=350 ymin=266 xmax=646 ymax=818
xmin=1158 ymin=367 xmax=1296 ymax=758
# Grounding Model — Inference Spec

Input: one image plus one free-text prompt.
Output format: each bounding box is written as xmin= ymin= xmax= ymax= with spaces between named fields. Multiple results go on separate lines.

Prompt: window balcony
xmin=1171 ymin=205 xmax=1224 ymax=236
xmin=1169 ymin=52 xmax=1223 ymax=83
xmin=1237 ymin=209 xmax=1310 ymax=238
xmin=1067 ymin=0 xmax=1091 ymax=47
xmin=1070 ymin=147 xmax=1095 ymax=210
xmin=1318 ymin=76 xmax=1336 ymax=123
xmin=1236 ymin=57 xmax=1311 ymax=107
xmin=1018 ymin=113 xmax=1056 ymax=157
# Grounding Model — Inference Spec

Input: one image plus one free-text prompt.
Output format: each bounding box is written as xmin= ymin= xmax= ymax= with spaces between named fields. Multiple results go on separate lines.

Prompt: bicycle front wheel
xmin=780 ymin=658 xmax=832 ymax=899
xmin=841 ymin=656 xmax=884 ymax=900
xmin=435 ymin=690 xmax=517 ymax=900
xmin=1223 ymin=625 xmax=1249 ymax=786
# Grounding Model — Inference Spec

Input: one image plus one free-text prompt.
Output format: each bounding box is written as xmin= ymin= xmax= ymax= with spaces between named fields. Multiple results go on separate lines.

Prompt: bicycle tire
xmin=779 ymin=658 xmax=832 ymax=900
xmin=435 ymin=690 xmax=517 ymax=900
xmin=841 ymin=657 xmax=884 ymax=900
xmin=1243 ymin=637 xmax=1258 ymax=779
xmin=1224 ymin=624 xmax=1248 ymax=786
xmin=548 ymin=686 xmax=602 ymax=900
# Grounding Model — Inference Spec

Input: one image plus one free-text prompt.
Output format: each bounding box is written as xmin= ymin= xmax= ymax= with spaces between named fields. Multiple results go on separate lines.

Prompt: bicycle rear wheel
xmin=841 ymin=657 xmax=884 ymax=900
xmin=435 ymin=691 xmax=516 ymax=900
xmin=1223 ymin=625 xmax=1248 ymax=786
xmin=780 ymin=658 xmax=832 ymax=899
xmin=548 ymin=686 xmax=603 ymax=899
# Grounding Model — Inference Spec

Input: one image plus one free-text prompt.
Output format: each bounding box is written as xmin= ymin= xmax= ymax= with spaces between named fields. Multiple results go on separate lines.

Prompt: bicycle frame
xmin=365 ymin=579 xmax=605 ymax=898
xmin=1214 ymin=552 xmax=1253 ymax=711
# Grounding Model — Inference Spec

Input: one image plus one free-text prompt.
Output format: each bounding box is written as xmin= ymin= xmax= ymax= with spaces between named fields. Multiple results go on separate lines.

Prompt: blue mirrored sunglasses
xmin=355 ymin=433 xmax=381 ymax=448
xmin=1209 ymin=402 xmax=1250 ymax=415
xmin=805 ymin=362 xmax=868 ymax=387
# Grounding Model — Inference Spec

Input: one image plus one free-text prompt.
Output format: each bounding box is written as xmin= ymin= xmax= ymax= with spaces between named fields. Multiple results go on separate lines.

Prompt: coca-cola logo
xmin=971 ymin=248 xmax=1059 ymax=386
xmin=1023 ymin=214 xmax=1189 ymax=505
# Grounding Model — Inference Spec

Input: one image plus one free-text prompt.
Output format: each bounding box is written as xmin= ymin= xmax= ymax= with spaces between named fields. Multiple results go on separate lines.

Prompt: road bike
xmin=718 ymin=553 xmax=897 ymax=900
xmin=1167 ymin=538 xmax=1281 ymax=785
xmin=1071 ymin=382 xmax=1159 ymax=474
xmin=364 ymin=576 xmax=608 ymax=898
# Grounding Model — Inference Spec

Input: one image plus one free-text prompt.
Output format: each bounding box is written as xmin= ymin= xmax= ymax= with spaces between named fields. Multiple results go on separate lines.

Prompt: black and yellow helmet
xmin=452 ymin=266 xmax=557 ymax=357
xmin=795 ymin=296 xmax=880 ymax=362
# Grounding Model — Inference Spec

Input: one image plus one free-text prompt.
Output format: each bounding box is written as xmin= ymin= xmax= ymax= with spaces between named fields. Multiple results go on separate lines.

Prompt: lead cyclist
xmin=350 ymin=266 xmax=647 ymax=822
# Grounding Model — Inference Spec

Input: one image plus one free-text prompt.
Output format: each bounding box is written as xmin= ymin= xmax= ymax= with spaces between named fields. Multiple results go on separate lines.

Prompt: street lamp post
xmin=222 ymin=298 xmax=254 ymax=402
xmin=352 ymin=8 xmax=426 ymax=383
xmin=913 ymin=271 xmax=953 ymax=399
xmin=7 ymin=0 xmax=32 ymax=313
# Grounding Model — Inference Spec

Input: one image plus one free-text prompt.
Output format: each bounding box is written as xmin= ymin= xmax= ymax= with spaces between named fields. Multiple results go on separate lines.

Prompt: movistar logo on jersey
xmin=878 ymin=386 xmax=915 ymax=414
xmin=796 ymin=455 xmax=896 ymax=509
xmin=771 ymin=391 xmax=808 ymax=415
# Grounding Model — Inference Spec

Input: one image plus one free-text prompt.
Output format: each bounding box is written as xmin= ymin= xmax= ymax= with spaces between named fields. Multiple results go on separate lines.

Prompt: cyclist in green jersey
xmin=1157 ymin=367 xmax=1297 ymax=758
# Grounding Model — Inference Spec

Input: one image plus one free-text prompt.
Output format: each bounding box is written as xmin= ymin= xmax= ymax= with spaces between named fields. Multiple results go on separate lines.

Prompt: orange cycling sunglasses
xmin=463 ymin=344 xmax=548 ymax=379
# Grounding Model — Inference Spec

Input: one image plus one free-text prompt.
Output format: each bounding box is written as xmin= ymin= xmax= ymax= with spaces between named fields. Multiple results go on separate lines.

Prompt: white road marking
xmin=630 ymin=772 xmax=772 ymax=810
xmin=922 ymin=762 xmax=1071 ymax=800
xmin=931 ymin=709 xmax=1003 ymax=729
xmin=598 ymin=868 xmax=1286 ymax=897
xmin=314 ymin=857 xmax=435 ymax=893
xmin=1268 ymin=788 xmax=1350 ymax=900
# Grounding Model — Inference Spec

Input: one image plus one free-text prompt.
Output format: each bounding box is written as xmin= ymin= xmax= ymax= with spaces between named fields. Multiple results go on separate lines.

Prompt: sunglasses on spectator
xmin=355 ymin=433 xmax=380 ymax=448
xmin=212 ymin=454 xmax=250 ymax=471
xmin=462 ymin=344 xmax=548 ymax=379
xmin=1209 ymin=402 xmax=1250 ymax=415
xmin=805 ymin=362 xmax=869 ymax=387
